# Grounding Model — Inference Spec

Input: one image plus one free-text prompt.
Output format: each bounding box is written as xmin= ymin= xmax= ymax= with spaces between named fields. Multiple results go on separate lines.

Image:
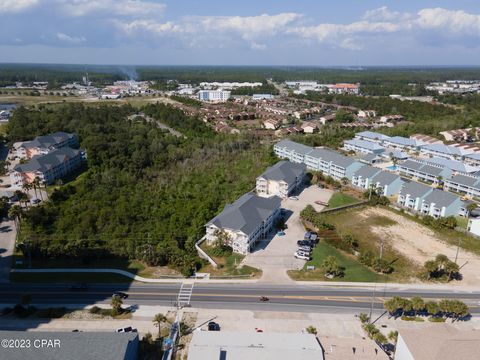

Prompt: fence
xmin=320 ymin=200 xmax=368 ymax=214
xmin=195 ymin=236 xmax=218 ymax=268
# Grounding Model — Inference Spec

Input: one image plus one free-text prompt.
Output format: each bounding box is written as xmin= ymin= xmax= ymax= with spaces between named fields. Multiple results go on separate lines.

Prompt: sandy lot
xmin=244 ymin=186 xmax=334 ymax=283
xmin=361 ymin=207 xmax=480 ymax=287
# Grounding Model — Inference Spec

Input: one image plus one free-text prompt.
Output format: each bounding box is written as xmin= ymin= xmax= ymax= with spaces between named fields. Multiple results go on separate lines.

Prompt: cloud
xmin=0 ymin=0 xmax=38 ymax=13
xmin=416 ymin=8 xmax=480 ymax=34
xmin=57 ymin=32 xmax=86 ymax=44
xmin=363 ymin=6 xmax=412 ymax=22
xmin=115 ymin=13 xmax=302 ymax=49
xmin=57 ymin=0 xmax=166 ymax=17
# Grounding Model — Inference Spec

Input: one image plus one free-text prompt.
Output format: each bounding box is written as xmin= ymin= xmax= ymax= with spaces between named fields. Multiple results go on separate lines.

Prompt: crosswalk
xmin=177 ymin=282 xmax=194 ymax=308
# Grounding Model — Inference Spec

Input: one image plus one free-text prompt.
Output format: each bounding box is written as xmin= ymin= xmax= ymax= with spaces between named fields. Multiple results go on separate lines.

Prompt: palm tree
xmin=33 ymin=177 xmax=43 ymax=201
xmin=153 ymin=313 xmax=167 ymax=338
xmin=321 ymin=256 xmax=342 ymax=277
xmin=111 ymin=296 xmax=123 ymax=315
xmin=425 ymin=301 xmax=440 ymax=317
xmin=411 ymin=297 xmax=425 ymax=316
xmin=8 ymin=205 xmax=23 ymax=232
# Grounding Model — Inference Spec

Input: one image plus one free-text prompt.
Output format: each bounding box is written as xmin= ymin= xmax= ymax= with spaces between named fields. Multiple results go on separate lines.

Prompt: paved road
xmin=1 ymin=283 xmax=478 ymax=314
xmin=0 ymin=220 xmax=15 ymax=283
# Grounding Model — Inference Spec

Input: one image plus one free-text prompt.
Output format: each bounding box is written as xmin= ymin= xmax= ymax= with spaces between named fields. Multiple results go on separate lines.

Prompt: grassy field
xmin=288 ymin=241 xmax=386 ymax=282
xmin=312 ymin=207 xmax=420 ymax=282
xmin=10 ymin=272 xmax=134 ymax=283
xmin=327 ymin=192 xmax=361 ymax=208
xmin=200 ymin=244 xmax=262 ymax=278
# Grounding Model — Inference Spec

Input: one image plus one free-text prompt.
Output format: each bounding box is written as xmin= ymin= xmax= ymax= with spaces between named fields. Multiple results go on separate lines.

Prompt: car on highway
xmin=116 ymin=326 xmax=137 ymax=333
xmin=112 ymin=291 xmax=128 ymax=299
xmin=294 ymin=251 xmax=311 ymax=260
xmin=70 ymin=283 xmax=87 ymax=291
xmin=208 ymin=322 xmax=220 ymax=331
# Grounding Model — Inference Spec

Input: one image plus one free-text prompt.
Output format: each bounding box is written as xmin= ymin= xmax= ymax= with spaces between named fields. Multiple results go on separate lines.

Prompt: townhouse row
xmin=353 ymin=131 xmax=480 ymax=161
xmin=274 ymin=139 xmax=468 ymax=219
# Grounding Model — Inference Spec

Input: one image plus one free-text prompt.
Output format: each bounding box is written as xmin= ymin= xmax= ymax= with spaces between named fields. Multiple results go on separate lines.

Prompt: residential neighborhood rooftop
xmin=206 ymin=193 xmax=281 ymax=235
xmin=21 ymin=131 xmax=76 ymax=149
xmin=399 ymin=181 xmax=433 ymax=198
xmin=258 ymin=161 xmax=306 ymax=184
xmin=424 ymin=188 xmax=462 ymax=208
xmin=14 ymin=147 xmax=80 ymax=173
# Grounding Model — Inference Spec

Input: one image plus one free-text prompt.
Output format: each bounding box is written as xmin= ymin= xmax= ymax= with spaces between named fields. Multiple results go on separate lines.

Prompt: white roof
xmin=189 ymin=331 xmax=324 ymax=360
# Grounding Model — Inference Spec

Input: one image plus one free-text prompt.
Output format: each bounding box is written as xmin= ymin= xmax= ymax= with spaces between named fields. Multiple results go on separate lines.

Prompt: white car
xmin=294 ymin=251 xmax=310 ymax=260
xmin=289 ymin=196 xmax=299 ymax=201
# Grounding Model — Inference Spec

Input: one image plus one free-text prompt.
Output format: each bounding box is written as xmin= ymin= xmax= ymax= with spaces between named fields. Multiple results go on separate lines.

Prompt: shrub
xmin=359 ymin=251 xmax=375 ymax=267
xmin=89 ymin=306 xmax=101 ymax=314
xmin=306 ymin=326 xmax=317 ymax=335
xmin=428 ymin=317 xmax=446 ymax=322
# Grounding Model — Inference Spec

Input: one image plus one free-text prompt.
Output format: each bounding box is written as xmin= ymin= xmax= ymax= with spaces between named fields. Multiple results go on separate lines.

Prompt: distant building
xmin=467 ymin=218 xmax=480 ymax=237
xmin=354 ymin=131 xmax=390 ymax=145
xmin=252 ymin=94 xmax=274 ymax=100
xmin=263 ymin=119 xmax=280 ymax=130
xmin=410 ymin=134 xmax=442 ymax=145
xmin=301 ymin=121 xmax=318 ymax=133
xmin=319 ymin=113 xmax=336 ymax=125
xmin=329 ymin=83 xmax=360 ymax=94
xmin=256 ymin=161 xmax=306 ymax=198
xmin=357 ymin=110 xmax=376 ymax=118
xmin=397 ymin=159 xmax=452 ymax=185
xmin=304 ymin=148 xmax=364 ymax=181
xmin=205 ymin=193 xmax=281 ymax=254
xmin=198 ymin=90 xmax=231 ymax=102
xmin=379 ymin=114 xmax=404 ymax=123
xmin=274 ymin=139 xmax=313 ymax=164
xmin=0 ymin=331 xmax=138 ymax=360
xmin=394 ymin=325 xmax=480 ymax=360
xmin=189 ymin=331 xmax=324 ymax=360
xmin=11 ymin=147 xmax=82 ymax=187
xmin=16 ymin=131 xmax=78 ymax=159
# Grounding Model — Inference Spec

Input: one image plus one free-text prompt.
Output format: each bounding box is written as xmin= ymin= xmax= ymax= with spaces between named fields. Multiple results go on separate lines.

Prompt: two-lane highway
xmin=1 ymin=283 xmax=479 ymax=314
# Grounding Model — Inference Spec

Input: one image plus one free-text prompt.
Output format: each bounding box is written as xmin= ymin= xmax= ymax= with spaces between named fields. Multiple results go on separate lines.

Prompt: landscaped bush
xmin=423 ymin=254 xmax=460 ymax=281
xmin=384 ymin=297 xmax=469 ymax=321
xmin=35 ymin=307 xmax=67 ymax=318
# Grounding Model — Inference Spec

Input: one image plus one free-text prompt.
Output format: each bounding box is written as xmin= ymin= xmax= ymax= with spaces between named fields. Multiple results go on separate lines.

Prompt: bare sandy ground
xmin=360 ymin=207 xmax=480 ymax=287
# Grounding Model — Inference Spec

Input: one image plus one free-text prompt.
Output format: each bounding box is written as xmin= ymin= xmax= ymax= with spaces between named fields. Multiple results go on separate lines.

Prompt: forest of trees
xmin=8 ymin=103 xmax=276 ymax=275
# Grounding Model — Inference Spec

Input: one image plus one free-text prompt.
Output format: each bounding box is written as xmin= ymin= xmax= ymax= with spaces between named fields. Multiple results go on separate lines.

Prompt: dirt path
xmin=361 ymin=207 xmax=480 ymax=287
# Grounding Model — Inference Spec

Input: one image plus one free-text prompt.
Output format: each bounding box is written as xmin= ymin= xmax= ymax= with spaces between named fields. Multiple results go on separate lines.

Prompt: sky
xmin=0 ymin=0 xmax=480 ymax=66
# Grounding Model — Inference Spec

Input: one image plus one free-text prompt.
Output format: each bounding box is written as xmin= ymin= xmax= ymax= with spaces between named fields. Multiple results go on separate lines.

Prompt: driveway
xmin=0 ymin=219 xmax=16 ymax=283
xmin=244 ymin=186 xmax=334 ymax=283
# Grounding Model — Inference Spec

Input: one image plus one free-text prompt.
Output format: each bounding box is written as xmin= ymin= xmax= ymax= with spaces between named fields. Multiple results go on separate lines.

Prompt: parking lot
xmin=244 ymin=186 xmax=334 ymax=283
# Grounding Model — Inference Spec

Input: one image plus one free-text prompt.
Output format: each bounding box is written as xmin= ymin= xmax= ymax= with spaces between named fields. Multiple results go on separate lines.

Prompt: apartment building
xmin=354 ymin=131 xmax=391 ymax=144
xmin=419 ymin=143 xmax=473 ymax=160
xmin=273 ymin=139 xmax=313 ymax=164
xmin=343 ymin=139 xmax=385 ymax=155
xmin=420 ymin=189 xmax=464 ymax=218
xmin=16 ymin=131 xmax=78 ymax=159
xmin=383 ymin=136 xmax=419 ymax=152
xmin=397 ymin=159 xmax=452 ymax=184
xmin=256 ymin=161 xmax=306 ymax=199
xmin=304 ymin=148 xmax=364 ymax=180
xmin=205 ymin=193 xmax=281 ymax=254
xmin=417 ymin=156 xmax=479 ymax=175
xmin=410 ymin=134 xmax=442 ymax=145
xmin=443 ymin=174 xmax=480 ymax=198
xmin=351 ymin=165 xmax=382 ymax=190
xmin=11 ymin=147 xmax=82 ymax=188
xmin=397 ymin=182 xmax=433 ymax=212
xmin=370 ymin=171 xmax=404 ymax=196
xmin=198 ymin=90 xmax=231 ymax=102
xmin=467 ymin=218 xmax=480 ymax=237
xmin=464 ymin=153 xmax=480 ymax=167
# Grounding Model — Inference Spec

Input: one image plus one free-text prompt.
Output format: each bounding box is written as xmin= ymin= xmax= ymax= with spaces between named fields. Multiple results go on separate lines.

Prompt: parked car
xmin=31 ymin=199 xmax=41 ymax=204
xmin=289 ymin=196 xmax=299 ymax=201
xmin=116 ymin=326 xmax=136 ymax=333
xmin=304 ymin=231 xmax=312 ymax=240
xmin=70 ymin=283 xmax=87 ymax=291
xmin=297 ymin=240 xmax=311 ymax=247
xmin=298 ymin=246 xmax=312 ymax=253
xmin=294 ymin=251 xmax=311 ymax=260
xmin=208 ymin=321 xmax=220 ymax=331
xmin=277 ymin=231 xmax=286 ymax=236
xmin=112 ymin=291 xmax=128 ymax=299
xmin=309 ymin=234 xmax=318 ymax=243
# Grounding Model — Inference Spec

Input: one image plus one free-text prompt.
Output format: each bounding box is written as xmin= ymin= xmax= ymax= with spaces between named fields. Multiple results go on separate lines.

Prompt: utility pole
xmin=454 ymin=237 xmax=461 ymax=264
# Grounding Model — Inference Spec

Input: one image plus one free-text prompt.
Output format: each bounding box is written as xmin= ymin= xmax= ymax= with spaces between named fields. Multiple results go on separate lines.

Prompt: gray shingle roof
xmin=424 ymin=188 xmax=461 ymax=208
xmin=445 ymin=174 xmax=480 ymax=188
xmin=258 ymin=161 xmax=306 ymax=185
xmin=14 ymin=147 xmax=80 ymax=173
xmin=372 ymin=171 xmax=402 ymax=186
xmin=355 ymin=131 xmax=391 ymax=141
xmin=274 ymin=139 xmax=313 ymax=156
xmin=344 ymin=139 xmax=385 ymax=151
xmin=0 ymin=331 xmax=138 ymax=360
xmin=420 ymin=164 xmax=444 ymax=176
xmin=354 ymin=165 xmax=381 ymax=179
xmin=399 ymin=160 xmax=424 ymax=171
xmin=387 ymin=136 xmax=418 ymax=147
xmin=21 ymin=131 xmax=76 ymax=149
xmin=307 ymin=148 xmax=359 ymax=168
xmin=207 ymin=193 xmax=281 ymax=235
xmin=421 ymin=143 xmax=470 ymax=156
xmin=399 ymin=181 xmax=433 ymax=198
